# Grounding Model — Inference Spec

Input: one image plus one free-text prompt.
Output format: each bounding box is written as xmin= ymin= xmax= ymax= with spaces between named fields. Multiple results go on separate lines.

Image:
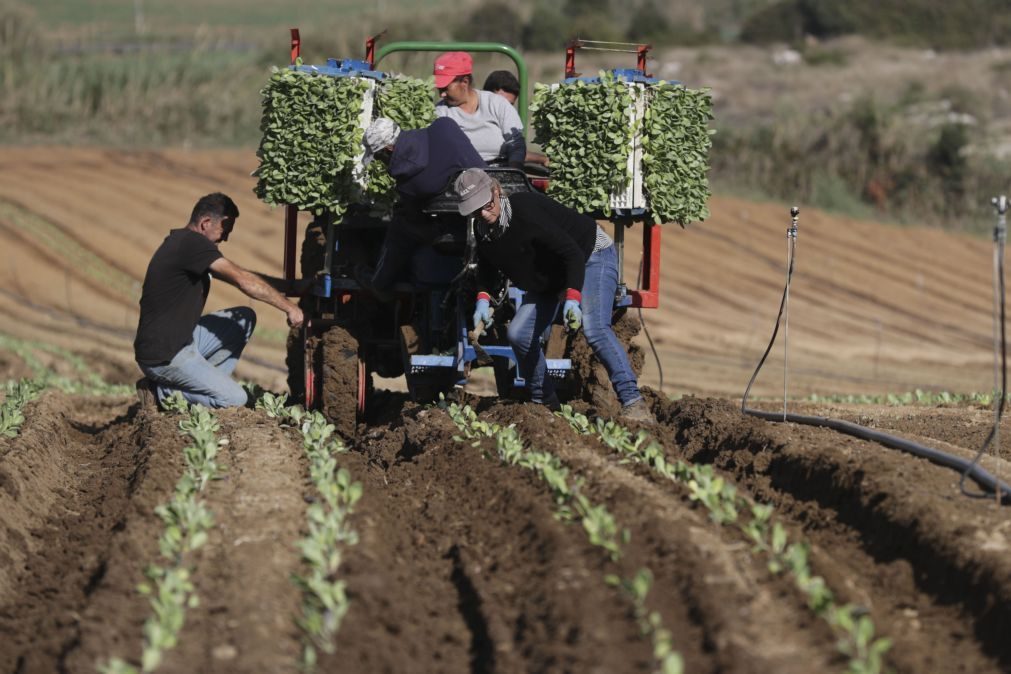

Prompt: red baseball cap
xmin=434 ymin=52 xmax=473 ymax=88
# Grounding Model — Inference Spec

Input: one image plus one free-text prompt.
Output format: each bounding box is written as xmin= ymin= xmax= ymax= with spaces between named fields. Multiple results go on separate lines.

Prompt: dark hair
xmin=482 ymin=70 xmax=519 ymax=96
xmin=188 ymin=192 xmax=239 ymax=225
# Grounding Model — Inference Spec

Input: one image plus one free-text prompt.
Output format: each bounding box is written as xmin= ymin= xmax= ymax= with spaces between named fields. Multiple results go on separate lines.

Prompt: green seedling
xmin=256 ymin=393 xmax=362 ymax=671
xmin=161 ymin=391 xmax=189 ymax=415
xmin=155 ymin=493 xmax=214 ymax=558
xmin=98 ymin=658 xmax=140 ymax=674
xmin=0 ymin=379 xmax=44 ymax=438
xmin=255 ymin=390 xmax=289 ymax=418
xmin=606 ymin=569 xmax=684 ymax=674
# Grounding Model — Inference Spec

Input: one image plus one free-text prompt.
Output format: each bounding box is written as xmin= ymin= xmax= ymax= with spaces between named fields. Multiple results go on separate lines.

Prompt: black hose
xmin=741 ymin=233 xmax=794 ymax=415
xmin=746 ymin=408 xmax=1011 ymax=501
xmin=636 ymin=257 xmax=663 ymax=393
xmin=741 ymin=207 xmax=1011 ymax=502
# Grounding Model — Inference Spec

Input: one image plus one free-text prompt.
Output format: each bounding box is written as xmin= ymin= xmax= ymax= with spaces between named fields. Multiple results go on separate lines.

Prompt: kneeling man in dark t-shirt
xmin=134 ymin=192 xmax=305 ymax=409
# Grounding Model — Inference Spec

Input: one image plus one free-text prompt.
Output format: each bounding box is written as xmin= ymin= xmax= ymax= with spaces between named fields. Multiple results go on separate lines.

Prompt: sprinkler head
xmin=993 ymin=196 xmax=1008 ymax=215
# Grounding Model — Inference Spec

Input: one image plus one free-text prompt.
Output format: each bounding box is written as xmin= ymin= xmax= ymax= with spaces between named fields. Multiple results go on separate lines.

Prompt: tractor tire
xmin=316 ymin=325 xmax=369 ymax=439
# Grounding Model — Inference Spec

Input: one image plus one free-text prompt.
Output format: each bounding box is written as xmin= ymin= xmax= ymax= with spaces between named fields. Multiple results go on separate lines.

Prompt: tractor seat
xmin=421 ymin=168 xmax=535 ymax=215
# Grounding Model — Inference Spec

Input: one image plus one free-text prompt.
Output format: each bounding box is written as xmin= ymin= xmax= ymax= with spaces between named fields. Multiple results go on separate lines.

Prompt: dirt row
xmin=2 ymin=389 xmax=1010 ymax=673
xmin=0 ymin=396 xmax=309 ymax=673
xmin=648 ymin=393 xmax=1011 ymax=673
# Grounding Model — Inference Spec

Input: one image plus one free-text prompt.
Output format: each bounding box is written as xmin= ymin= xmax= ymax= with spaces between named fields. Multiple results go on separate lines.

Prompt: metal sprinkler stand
xmin=782 ymin=207 xmax=799 ymax=420
xmin=990 ymin=194 xmax=1007 ymax=506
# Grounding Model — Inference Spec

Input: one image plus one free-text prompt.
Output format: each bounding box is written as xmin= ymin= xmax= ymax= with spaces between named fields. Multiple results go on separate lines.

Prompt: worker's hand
xmin=473 ymin=297 xmax=492 ymax=335
xmin=286 ymin=306 xmax=304 ymax=329
xmin=563 ymin=299 xmax=582 ymax=332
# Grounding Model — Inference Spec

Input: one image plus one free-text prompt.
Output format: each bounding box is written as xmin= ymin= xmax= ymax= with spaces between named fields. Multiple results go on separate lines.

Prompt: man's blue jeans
xmin=140 ymin=307 xmax=256 ymax=408
xmin=506 ymin=245 xmax=641 ymax=406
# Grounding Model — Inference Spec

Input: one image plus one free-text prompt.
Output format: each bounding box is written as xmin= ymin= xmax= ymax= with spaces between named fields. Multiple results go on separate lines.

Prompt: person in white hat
xmin=359 ymin=116 xmax=485 ymax=293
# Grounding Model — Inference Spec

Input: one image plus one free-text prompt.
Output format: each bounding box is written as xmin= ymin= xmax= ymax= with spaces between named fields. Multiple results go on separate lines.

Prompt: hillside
xmin=0 ymin=146 xmax=999 ymax=400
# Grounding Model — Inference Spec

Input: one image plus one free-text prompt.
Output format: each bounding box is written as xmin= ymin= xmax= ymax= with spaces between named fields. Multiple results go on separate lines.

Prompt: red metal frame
xmin=283 ymin=30 xmax=302 ymax=291
xmin=628 ymin=222 xmax=660 ymax=309
xmin=636 ymin=43 xmax=652 ymax=77
xmin=564 ymin=40 xmax=580 ymax=79
xmin=290 ymin=28 xmax=301 ymax=64
xmin=564 ymin=40 xmax=652 ymax=78
xmin=303 ymin=319 xmax=316 ymax=409
xmin=365 ymin=31 xmax=385 ymax=69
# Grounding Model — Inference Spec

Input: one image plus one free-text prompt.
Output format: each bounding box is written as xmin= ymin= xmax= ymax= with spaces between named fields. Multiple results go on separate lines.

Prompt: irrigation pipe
xmin=741 ymin=206 xmax=1011 ymax=503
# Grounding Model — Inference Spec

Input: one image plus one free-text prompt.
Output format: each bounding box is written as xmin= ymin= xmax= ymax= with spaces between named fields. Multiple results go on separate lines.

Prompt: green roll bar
xmin=373 ymin=41 xmax=530 ymax=129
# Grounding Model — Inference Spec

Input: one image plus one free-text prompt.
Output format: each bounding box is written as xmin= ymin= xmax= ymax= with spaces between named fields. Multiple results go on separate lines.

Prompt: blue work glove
xmin=563 ymin=299 xmax=582 ymax=332
xmin=473 ymin=297 xmax=493 ymax=335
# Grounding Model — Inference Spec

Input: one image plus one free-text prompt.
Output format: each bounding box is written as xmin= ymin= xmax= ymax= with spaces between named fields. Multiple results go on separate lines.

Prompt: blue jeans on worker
xmin=581 ymin=245 xmax=641 ymax=406
xmin=140 ymin=307 xmax=256 ymax=408
xmin=507 ymin=244 xmax=641 ymax=407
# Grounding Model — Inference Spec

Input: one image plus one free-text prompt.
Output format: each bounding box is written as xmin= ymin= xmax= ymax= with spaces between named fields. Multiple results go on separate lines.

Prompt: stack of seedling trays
xmin=531 ymin=69 xmax=714 ymax=225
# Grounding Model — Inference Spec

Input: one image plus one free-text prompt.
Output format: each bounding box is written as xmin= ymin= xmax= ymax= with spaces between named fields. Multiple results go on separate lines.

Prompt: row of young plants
xmin=557 ymin=405 xmax=893 ymax=674
xmin=444 ymin=400 xmax=683 ymax=674
xmin=0 ymin=378 xmax=44 ymax=439
xmin=804 ymin=389 xmax=1000 ymax=407
xmin=256 ymin=392 xmax=363 ymax=670
xmin=101 ymin=393 xmax=225 ymax=674
xmin=0 ymin=333 xmax=133 ymax=396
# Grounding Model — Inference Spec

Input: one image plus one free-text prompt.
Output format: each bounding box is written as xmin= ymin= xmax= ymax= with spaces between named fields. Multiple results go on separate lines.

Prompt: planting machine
xmin=274 ymin=32 xmax=668 ymax=435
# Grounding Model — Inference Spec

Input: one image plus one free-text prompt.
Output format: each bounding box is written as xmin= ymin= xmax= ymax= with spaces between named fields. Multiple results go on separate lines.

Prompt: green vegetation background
xmin=5 ymin=0 xmax=1011 ymax=229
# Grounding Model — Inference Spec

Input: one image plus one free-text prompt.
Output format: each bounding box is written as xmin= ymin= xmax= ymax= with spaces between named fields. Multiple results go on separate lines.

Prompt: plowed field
xmin=2 ymin=147 xmax=1010 ymax=673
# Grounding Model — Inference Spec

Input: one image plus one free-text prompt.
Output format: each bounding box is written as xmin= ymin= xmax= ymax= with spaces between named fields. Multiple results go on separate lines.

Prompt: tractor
xmin=270 ymin=33 xmax=670 ymax=436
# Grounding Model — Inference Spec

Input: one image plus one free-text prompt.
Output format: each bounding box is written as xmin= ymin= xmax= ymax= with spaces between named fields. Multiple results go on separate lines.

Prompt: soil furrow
xmin=327 ymin=405 xmax=651 ymax=673
xmin=0 ymin=394 xmax=153 ymax=673
xmin=492 ymin=401 xmax=839 ymax=674
xmin=159 ymin=408 xmax=306 ymax=674
xmin=61 ymin=407 xmax=196 ymax=673
xmin=650 ymin=393 xmax=1011 ymax=673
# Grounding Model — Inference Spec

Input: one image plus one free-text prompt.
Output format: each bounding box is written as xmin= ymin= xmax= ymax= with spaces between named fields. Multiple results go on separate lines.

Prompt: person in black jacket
xmin=453 ymin=168 xmax=654 ymax=422
xmin=360 ymin=116 xmax=485 ymax=292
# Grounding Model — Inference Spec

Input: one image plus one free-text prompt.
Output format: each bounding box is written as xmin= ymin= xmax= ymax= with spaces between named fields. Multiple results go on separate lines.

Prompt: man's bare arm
xmin=257 ymin=274 xmax=313 ymax=296
xmin=209 ymin=257 xmax=304 ymax=327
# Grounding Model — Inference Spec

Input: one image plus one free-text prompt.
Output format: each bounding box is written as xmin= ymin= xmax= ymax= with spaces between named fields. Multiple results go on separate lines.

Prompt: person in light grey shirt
xmin=433 ymin=51 xmax=526 ymax=168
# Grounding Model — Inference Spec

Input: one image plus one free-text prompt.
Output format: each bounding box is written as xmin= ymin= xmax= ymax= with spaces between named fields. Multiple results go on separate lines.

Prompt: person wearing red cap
xmin=433 ymin=51 xmax=528 ymax=169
